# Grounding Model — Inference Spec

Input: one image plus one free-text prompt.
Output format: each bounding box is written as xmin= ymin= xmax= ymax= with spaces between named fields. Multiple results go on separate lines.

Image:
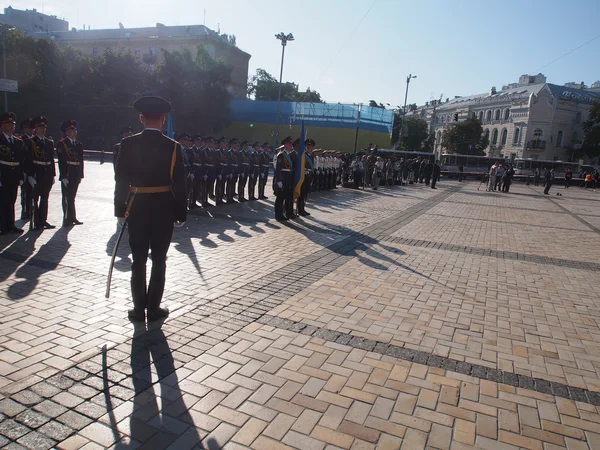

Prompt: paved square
xmin=1 ymin=162 xmax=599 ymax=449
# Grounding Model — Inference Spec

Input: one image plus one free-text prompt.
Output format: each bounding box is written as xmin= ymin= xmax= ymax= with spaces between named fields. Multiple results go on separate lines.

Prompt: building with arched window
xmin=414 ymin=74 xmax=600 ymax=161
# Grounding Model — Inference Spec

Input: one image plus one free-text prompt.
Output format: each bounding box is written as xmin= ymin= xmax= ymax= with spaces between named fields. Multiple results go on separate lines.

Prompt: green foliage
xmin=441 ymin=117 xmax=487 ymax=155
xmin=391 ymin=114 xmax=429 ymax=151
xmin=4 ymin=32 xmax=232 ymax=148
xmin=247 ymin=68 xmax=323 ymax=103
xmin=583 ymin=101 xmax=600 ymax=159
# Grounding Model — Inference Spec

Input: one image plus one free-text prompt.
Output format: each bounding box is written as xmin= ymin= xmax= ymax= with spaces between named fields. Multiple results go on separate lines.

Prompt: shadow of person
xmin=6 ymin=227 xmax=72 ymax=300
xmin=106 ymin=222 xmax=132 ymax=272
xmin=109 ymin=323 xmax=203 ymax=449
xmin=0 ymin=231 xmax=42 ymax=283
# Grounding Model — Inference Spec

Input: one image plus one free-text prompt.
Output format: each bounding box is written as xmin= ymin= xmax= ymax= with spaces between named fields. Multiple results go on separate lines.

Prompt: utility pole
xmin=353 ymin=104 xmax=362 ymax=154
xmin=273 ymin=32 xmax=294 ymax=148
xmin=398 ymin=74 xmax=417 ymax=150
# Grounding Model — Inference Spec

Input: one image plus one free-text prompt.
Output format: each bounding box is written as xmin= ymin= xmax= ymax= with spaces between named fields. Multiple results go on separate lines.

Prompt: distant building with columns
xmin=415 ymin=74 xmax=600 ymax=161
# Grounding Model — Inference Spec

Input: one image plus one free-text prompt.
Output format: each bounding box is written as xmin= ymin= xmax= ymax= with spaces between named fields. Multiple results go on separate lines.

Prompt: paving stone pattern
xmin=0 ymin=163 xmax=599 ymax=449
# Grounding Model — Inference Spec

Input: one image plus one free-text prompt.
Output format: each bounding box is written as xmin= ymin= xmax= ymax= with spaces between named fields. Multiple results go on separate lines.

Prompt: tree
xmin=247 ymin=68 xmax=323 ymax=102
xmin=582 ymin=101 xmax=600 ymax=159
xmin=441 ymin=117 xmax=488 ymax=155
xmin=391 ymin=114 xmax=429 ymax=150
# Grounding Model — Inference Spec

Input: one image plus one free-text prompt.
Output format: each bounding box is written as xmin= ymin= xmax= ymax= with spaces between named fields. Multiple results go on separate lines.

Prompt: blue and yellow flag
xmin=293 ymin=119 xmax=306 ymax=201
xmin=166 ymin=112 xmax=174 ymax=139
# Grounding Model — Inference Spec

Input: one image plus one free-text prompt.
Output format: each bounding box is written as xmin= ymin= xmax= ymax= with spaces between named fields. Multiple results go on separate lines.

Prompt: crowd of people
xmin=0 ymin=113 xmax=84 ymax=235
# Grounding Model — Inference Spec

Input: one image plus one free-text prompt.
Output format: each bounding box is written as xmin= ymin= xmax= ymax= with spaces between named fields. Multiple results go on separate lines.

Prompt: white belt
xmin=281 ymin=169 xmax=292 ymax=172
xmin=193 ymin=163 xmax=202 ymax=166
xmin=33 ymin=160 xmax=52 ymax=166
xmin=66 ymin=161 xmax=81 ymax=166
xmin=0 ymin=161 xmax=20 ymax=166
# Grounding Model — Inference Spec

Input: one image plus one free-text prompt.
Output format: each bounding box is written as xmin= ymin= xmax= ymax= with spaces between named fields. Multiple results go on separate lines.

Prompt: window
xmin=572 ymin=132 xmax=579 ymax=143
xmin=533 ymin=129 xmax=543 ymax=140
xmin=575 ymin=112 xmax=582 ymax=124
xmin=501 ymin=128 xmax=507 ymax=145
xmin=472 ymin=112 xmax=476 ymax=119
xmin=492 ymin=129 xmax=498 ymax=144
xmin=484 ymin=129 xmax=490 ymax=141
xmin=436 ymin=131 xmax=441 ymax=143
xmin=504 ymin=109 xmax=510 ymax=120
xmin=495 ymin=109 xmax=500 ymax=120
xmin=486 ymin=110 xmax=492 ymax=121
xmin=513 ymin=127 xmax=520 ymax=144
xmin=556 ymin=131 xmax=563 ymax=147
xmin=92 ymin=47 xmax=99 ymax=56
xmin=441 ymin=116 xmax=445 ymax=123
xmin=478 ymin=111 xmax=484 ymax=122
xmin=150 ymin=47 xmax=157 ymax=55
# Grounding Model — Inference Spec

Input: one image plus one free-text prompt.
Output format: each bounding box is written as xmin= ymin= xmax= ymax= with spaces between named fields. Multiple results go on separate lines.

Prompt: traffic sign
xmin=0 ymin=78 xmax=18 ymax=93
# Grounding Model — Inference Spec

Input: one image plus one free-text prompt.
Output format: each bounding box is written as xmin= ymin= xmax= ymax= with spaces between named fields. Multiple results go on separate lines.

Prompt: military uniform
xmin=113 ymin=126 xmax=133 ymax=170
xmin=27 ymin=116 xmax=56 ymax=230
xmin=0 ymin=112 xmax=26 ymax=234
xmin=202 ymin=137 xmax=216 ymax=207
xmin=19 ymin=118 xmax=33 ymax=220
xmin=114 ymin=96 xmax=187 ymax=322
xmin=274 ymin=136 xmax=295 ymax=221
xmin=215 ymin=137 xmax=227 ymax=205
xmin=225 ymin=138 xmax=238 ymax=204
xmin=237 ymin=141 xmax=249 ymax=202
xmin=56 ymin=120 xmax=85 ymax=227
xmin=258 ymin=142 xmax=270 ymax=200
xmin=297 ymin=138 xmax=315 ymax=217
xmin=247 ymin=141 xmax=260 ymax=200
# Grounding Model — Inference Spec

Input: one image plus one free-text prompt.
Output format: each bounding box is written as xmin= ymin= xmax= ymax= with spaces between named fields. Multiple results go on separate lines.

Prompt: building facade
xmin=0 ymin=6 xmax=68 ymax=35
xmin=416 ymin=74 xmax=600 ymax=162
xmin=33 ymin=24 xmax=251 ymax=98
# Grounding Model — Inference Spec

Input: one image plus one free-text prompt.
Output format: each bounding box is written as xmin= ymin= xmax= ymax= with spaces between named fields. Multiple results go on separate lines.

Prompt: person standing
xmin=487 ymin=163 xmax=497 ymax=192
xmin=431 ymin=160 xmax=441 ymax=189
xmin=0 ymin=112 xmax=26 ymax=234
xmin=257 ymin=142 xmax=270 ymax=200
xmin=56 ymin=120 xmax=84 ymax=227
xmin=273 ymin=136 xmax=294 ymax=221
xmin=27 ymin=116 xmax=56 ymax=230
xmin=351 ymin=155 xmax=364 ymax=189
xmin=502 ymin=164 xmax=515 ymax=193
xmin=247 ymin=141 xmax=260 ymax=200
xmin=373 ymin=156 xmax=384 ymax=190
xmin=534 ymin=168 xmax=541 ymax=186
xmin=113 ymin=126 xmax=133 ymax=169
xmin=19 ymin=118 xmax=34 ymax=220
xmin=114 ymin=96 xmax=187 ymax=322
xmin=564 ymin=168 xmax=572 ymax=188
xmin=237 ymin=140 xmax=249 ymax=202
xmin=297 ymin=138 xmax=315 ymax=216
xmin=543 ymin=168 xmax=554 ymax=195
xmin=424 ymin=159 xmax=434 ymax=186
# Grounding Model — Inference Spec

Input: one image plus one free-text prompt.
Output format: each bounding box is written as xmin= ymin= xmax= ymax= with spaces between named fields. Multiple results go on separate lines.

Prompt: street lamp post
xmin=353 ymin=103 xmax=362 ymax=154
xmin=0 ymin=24 xmax=14 ymax=111
xmin=398 ymin=74 xmax=417 ymax=150
xmin=274 ymin=32 xmax=294 ymax=148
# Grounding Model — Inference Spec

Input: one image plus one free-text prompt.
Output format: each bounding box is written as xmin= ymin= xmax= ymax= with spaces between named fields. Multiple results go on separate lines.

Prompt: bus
xmin=441 ymin=154 xmax=508 ymax=178
xmin=513 ymin=158 xmax=580 ymax=176
xmin=376 ymin=149 xmax=435 ymax=161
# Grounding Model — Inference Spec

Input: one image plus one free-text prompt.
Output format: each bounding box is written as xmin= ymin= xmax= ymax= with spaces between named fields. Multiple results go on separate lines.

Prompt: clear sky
xmin=4 ymin=0 xmax=600 ymax=107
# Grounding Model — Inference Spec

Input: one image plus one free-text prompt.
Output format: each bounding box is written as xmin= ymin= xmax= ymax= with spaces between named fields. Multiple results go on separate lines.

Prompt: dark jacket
xmin=56 ymin=138 xmax=84 ymax=181
xmin=0 ymin=134 xmax=25 ymax=185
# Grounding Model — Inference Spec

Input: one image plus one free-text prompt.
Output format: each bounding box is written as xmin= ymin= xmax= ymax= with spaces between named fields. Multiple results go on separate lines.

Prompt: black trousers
xmin=248 ymin=174 xmax=257 ymax=199
xmin=237 ymin=174 xmax=248 ymax=200
xmin=20 ymin=182 xmax=32 ymax=219
xmin=61 ymin=178 xmax=80 ymax=224
xmin=274 ymin=187 xmax=285 ymax=218
xmin=192 ymin=173 xmax=203 ymax=206
xmin=128 ymin=200 xmax=174 ymax=312
xmin=1 ymin=181 xmax=19 ymax=231
xmin=544 ymin=181 xmax=552 ymax=194
xmin=258 ymin=172 xmax=268 ymax=198
xmin=298 ymin=176 xmax=312 ymax=213
xmin=33 ymin=178 xmax=53 ymax=227
xmin=431 ymin=176 xmax=438 ymax=188
xmin=425 ymin=175 xmax=431 ymax=186
xmin=502 ymin=179 xmax=511 ymax=192
xmin=226 ymin=174 xmax=236 ymax=202
xmin=216 ymin=176 xmax=225 ymax=204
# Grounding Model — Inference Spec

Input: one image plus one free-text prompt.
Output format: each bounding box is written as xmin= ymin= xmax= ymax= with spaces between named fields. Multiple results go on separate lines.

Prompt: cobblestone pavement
xmin=0 ymin=162 xmax=599 ymax=449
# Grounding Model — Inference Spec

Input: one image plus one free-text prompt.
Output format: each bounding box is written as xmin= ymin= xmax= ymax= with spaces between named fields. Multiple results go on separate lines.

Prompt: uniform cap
xmin=31 ymin=116 xmax=48 ymax=128
xmin=262 ymin=142 xmax=270 ymax=147
xmin=0 ymin=112 xmax=16 ymax=124
xmin=252 ymin=141 xmax=260 ymax=147
xmin=133 ymin=96 xmax=171 ymax=117
xmin=281 ymin=136 xmax=293 ymax=145
xmin=192 ymin=134 xmax=202 ymax=141
xmin=240 ymin=140 xmax=249 ymax=146
xmin=305 ymin=138 xmax=315 ymax=147
xmin=20 ymin=118 xmax=32 ymax=129
xmin=180 ymin=133 xmax=192 ymax=141
xmin=120 ymin=126 xmax=133 ymax=135
xmin=218 ymin=136 xmax=227 ymax=143
xmin=228 ymin=137 xmax=239 ymax=145
xmin=61 ymin=120 xmax=77 ymax=133
xmin=292 ymin=138 xmax=301 ymax=146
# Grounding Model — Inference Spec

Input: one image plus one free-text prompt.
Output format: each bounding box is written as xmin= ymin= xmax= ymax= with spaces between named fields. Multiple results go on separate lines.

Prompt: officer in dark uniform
xmin=201 ymin=137 xmax=215 ymax=207
xmin=0 ymin=112 xmax=26 ymax=234
xmin=274 ymin=136 xmax=295 ymax=221
xmin=247 ymin=141 xmax=260 ymax=201
xmin=114 ymin=96 xmax=187 ymax=322
xmin=190 ymin=134 xmax=203 ymax=208
xmin=27 ymin=116 xmax=56 ymax=230
xmin=19 ymin=118 xmax=34 ymax=220
xmin=237 ymin=140 xmax=249 ymax=202
xmin=225 ymin=138 xmax=238 ymax=204
xmin=56 ymin=120 xmax=85 ymax=227
xmin=297 ymin=138 xmax=315 ymax=217
xmin=113 ymin=126 xmax=133 ymax=169
xmin=258 ymin=142 xmax=270 ymax=200
xmin=214 ymin=137 xmax=227 ymax=205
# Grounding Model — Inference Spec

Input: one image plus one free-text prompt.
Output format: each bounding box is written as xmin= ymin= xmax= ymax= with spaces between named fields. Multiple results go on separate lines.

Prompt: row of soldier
xmin=0 ymin=113 xmax=84 ymax=235
xmin=350 ymin=154 xmax=442 ymax=189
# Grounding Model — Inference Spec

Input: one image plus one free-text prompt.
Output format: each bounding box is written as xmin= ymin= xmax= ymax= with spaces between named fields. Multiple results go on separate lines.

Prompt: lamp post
xmin=398 ymin=74 xmax=416 ymax=150
xmin=0 ymin=24 xmax=14 ymax=111
xmin=353 ymin=103 xmax=362 ymax=154
xmin=274 ymin=32 xmax=294 ymax=148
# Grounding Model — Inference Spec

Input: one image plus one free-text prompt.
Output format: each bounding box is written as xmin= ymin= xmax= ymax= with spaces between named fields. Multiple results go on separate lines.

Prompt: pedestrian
xmin=543 ymin=168 xmax=554 ymax=195
xmin=502 ymin=164 xmax=515 ymax=192
xmin=0 ymin=112 xmax=26 ymax=234
xmin=495 ymin=164 xmax=504 ymax=191
xmin=247 ymin=141 xmax=260 ymax=200
xmin=431 ymin=160 xmax=441 ymax=189
xmin=273 ymin=136 xmax=294 ymax=221
xmin=114 ymin=96 xmax=187 ymax=322
xmin=564 ymin=168 xmax=572 ymax=188
xmin=56 ymin=120 xmax=84 ymax=227
xmin=373 ymin=156 xmax=384 ymax=190
xmin=350 ymin=155 xmax=364 ymax=189
xmin=297 ymin=138 xmax=315 ymax=216
xmin=257 ymin=142 xmax=270 ymax=200
xmin=534 ymin=168 xmax=541 ymax=186
xmin=27 ymin=116 xmax=56 ymax=230
xmin=487 ymin=163 xmax=497 ymax=192
xmin=424 ymin=159 xmax=433 ymax=186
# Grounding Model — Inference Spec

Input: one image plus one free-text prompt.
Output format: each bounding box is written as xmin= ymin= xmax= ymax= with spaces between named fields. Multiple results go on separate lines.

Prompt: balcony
xmin=527 ymin=140 xmax=546 ymax=150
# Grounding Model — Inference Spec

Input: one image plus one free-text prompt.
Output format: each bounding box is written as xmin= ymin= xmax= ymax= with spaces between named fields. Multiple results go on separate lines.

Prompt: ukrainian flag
xmin=166 ymin=112 xmax=174 ymax=139
xmin=293 ymin=119 xmax=306 ymax=201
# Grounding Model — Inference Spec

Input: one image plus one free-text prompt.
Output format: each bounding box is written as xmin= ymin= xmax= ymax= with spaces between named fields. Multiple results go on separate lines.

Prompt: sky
xmin=3 ymin=0 xmax=600 ymax=107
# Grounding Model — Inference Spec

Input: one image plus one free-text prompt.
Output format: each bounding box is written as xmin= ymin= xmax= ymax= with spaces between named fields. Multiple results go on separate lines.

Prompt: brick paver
xmin=1 ymin=162 xmax=600 ymax=449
